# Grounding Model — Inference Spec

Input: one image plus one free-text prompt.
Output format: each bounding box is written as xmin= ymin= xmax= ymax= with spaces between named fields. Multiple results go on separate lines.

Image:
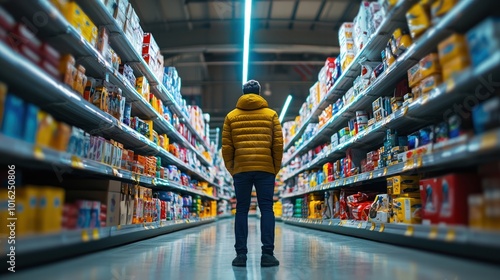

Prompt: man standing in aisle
xmin=222 ymin=80 xmax=283 ymax=267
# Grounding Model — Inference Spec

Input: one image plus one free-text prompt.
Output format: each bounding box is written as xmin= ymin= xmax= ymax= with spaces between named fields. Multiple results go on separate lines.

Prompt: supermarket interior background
xmin=1 ymin=0 xmax=500 ymax=279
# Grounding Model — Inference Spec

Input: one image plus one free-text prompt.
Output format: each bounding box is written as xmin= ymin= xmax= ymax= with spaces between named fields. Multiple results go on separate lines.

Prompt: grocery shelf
xmin=282 ymin=0 xmax=417 ymax=153
xmin=0 ymin=218 xmax=215 ymax=269
xmin=281 ymin=127 xmax=500 ymax=199
xmin=0 ymin=134 xmax=219 ymax=200
xmin=282 ymin=217 xmax=500 ymax=264
xmin=282 ymin=0 xmax=495 ymax=167
xmin=282 ymin=46 xmax=500 ymax=182
xmin=76 ymin=0 xmax=212 ymax=152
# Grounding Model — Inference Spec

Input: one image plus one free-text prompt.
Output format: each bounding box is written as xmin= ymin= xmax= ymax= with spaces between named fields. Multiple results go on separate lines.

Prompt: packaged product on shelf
xmin=387 ymin=175 xmax=420 ymax=196
xmin=36 ymin=111 xmax=57 ymax=147
xmin=419 ymin=53 xmax=441 ymax=79
xmin=340 ymin=53 xmax=355 ymax=71
xmin=472 ymin=96 xmax=500 ymax=134
xmin=123 ymin=103 xmax=131 ymax=125
xmin=431 ymin=0 xmax=458 ymax=21
xmin=420 ymin=74 xmax=442 ymax=93
xmin=353 ymin=1 xmax=372 ymax=52
xmin=50 ymin=122 xmax=71 ymax=152
xmin=113 ymin=0 xmax=128 ymax=29
xmin=369 ymin=194 xmax=390 ymax=223
xmin=119 ymin=63 xmax=136 ymax=88
xmin=73 ymin=65 xmax=87 ymax=96
xmin=36 ymin=186 xmax=65 ymax=233
xmin=441 ymin=56 xmax=470 ymax=81
xmin=92 ymin=85 xmax=110 ymax=112
xmin=59 ymin=54 xmax=77 ymax=88
xmin=468 ymin=194 xmax=485 ymax=229
xmin=96 ymin=26 xmax=110 ymax=56
xmin=390 ymin=28 xmax=412 ymax=57
xmin=437 ymin=33 xmax=470 ymax=66
xmin=392 ymin=197 xmax=422 ymax=224
xmin=466 ymin=17 xmax=500 ymax=67
xmin=0 ymin=93 xmax=25 ymax=139
xmin=406 ymin=2 xmax=432 ymax=39
xmin=420 ymin=177 xmax=440 ymax=224
xmin=438 ymin=173 xmax=481 ymax=225
xmin=407 ymin=63 xmax=422 ymax=88
xmin=346 ymin=192 xmax=372 ymax=221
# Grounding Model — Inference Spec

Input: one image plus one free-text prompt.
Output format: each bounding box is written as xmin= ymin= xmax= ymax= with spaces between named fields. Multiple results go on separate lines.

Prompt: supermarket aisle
xmin=5 ymin=218 xmax=500 ymax=280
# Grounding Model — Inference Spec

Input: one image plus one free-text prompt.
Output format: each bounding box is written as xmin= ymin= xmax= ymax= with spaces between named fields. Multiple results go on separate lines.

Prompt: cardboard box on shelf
xmin=438 ymin=173 xmax=481 ymax=225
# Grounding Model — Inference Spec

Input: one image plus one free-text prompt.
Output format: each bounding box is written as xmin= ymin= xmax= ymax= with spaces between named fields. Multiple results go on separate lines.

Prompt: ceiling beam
xmin=288 ymin=0 xmax=300 ymax=29
xmin=174 ymin=60 xmax=325 ymax=67
xmin=161 ymin=44 xmax=339 ymax=55
xmin=310 ymin=0 xmax=327 ymax=30
xmin=145 ymin=17 xmax=338 ymax=28
xmin=266 ymin=0 xmax=273 ymax=29
xmin=182 ymin=0 xmax=194 ymax=30
xmin=334 ymin=1 xmax=358 ymax=30
xmin=182 ymin=80 xmax=315 ymax=86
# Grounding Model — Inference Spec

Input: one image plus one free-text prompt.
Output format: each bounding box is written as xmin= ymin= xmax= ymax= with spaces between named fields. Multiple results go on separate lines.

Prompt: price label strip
xmin=34 ymin=146 xmax=45 ymax=160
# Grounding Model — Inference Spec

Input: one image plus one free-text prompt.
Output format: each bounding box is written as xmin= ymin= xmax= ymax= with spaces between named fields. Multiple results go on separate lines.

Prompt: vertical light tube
xmin=242 ymin=0 xmax=252 ymax=84
xmin=279 ymin=95 xmax=293 ymax=123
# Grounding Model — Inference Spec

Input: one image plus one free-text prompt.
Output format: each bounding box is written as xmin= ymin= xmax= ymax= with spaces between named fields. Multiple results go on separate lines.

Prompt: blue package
xmin=448 ymin=114 xmax=462 ymax=138
xmin=419 ymin=126 xmax=434 ymax=146
xmin=82 ymin=132 xmax=90 ymax=158
xmin=472 ymin=96 xmax=500 ymax=134
xmin=466 ymin=17 xmax=500 ymax=67
xmin=23 ymin=103 xmax=38 ymax=143
xmin=157 ymin=191 xmax=169 ymax=201
xmin=1 ymin=94 xmax=25 ymax=139
xmin=407 ymin=132 xmax=419 ymax=149
xmin=123 ymin=103 xmax=131 ymax=126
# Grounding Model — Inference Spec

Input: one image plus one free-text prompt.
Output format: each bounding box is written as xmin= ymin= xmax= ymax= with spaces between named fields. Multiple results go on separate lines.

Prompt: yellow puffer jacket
xmin=222 ymin=94 xmax=283 ymax=176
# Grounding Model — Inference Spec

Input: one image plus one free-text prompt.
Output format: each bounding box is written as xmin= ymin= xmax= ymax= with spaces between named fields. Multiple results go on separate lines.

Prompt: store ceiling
xmin=130 ymin=0 xmax=358 ymax=128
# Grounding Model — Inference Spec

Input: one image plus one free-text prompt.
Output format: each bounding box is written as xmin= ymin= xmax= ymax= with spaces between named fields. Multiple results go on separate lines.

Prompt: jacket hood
xmin=236 ymin=94 xmax=269 ymax=110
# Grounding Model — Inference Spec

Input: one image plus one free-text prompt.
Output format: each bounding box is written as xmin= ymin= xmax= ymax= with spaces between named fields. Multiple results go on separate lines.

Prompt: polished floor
xmin=5 ymin=218 xmax=500 ymax=280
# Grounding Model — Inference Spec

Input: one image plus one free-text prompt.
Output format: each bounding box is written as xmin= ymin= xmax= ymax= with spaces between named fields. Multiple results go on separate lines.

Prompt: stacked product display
xmin=0 ymin=0 xmax=232 ymax=268
xmin=279 ymin=0 xmax=500 ymax=263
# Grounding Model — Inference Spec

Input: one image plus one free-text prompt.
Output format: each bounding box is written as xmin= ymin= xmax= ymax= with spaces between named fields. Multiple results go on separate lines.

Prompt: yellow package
xmin=50 ymin=0 xmax=69 ymax=11
xmin=387 ymin=175 xmax=420 ymax=195
xmin=36 ymin=111 xmax=57 ymax=147
xmin=407 ymin=63 xmax=422 ymax=88
xmin=50 ymin=122 xmax=71 ymax=152
xmin=144 ymin=120 xmax=154 ymax=140
xmin=17 ymin=186 xmax=39 ymax=236
xmin=419 ymin=53 xmax=441 ymax=79
xmin=412 ymin=83 xmax=423 ymax=99
xmin=393 ymin=197 xmax=422 ymax=224
xmin=36 ymin=187 xmax=64 ymax=234
xmin=62 ymin=2 xmax=85 ymax=33
xmin=421 ymin=74 xmax=442 ymax=93
xmin=406 ymin=3 xmax=432 ymax=39
xmin=442 ymin=56 xmax=470 ymax=81
xmin=438 ymin=33 xmax=470 ymax=66
xmin=431 ymin=0 xmax=458 ymax=18
xmin=341 ymin=54 xmax=355 ymax=71
xmin=468 ymin=194 xmax=484 ymax=229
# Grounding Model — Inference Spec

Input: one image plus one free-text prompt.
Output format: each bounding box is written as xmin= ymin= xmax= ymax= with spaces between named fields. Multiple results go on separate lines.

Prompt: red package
xmin=420 ymin=177 xmax=441 ymax=225
xmin=40 ymin=42 xmax=60 ymax=66
xmin=10 ymin=23 xmax=41 ymax=52
xmin=438 ymin=173 xmax=480 ymax=225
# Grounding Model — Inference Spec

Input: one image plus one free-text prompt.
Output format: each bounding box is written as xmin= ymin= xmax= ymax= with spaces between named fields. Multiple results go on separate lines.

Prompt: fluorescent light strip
xmin=242 ymin=0 xmax=252 ymax=84
xmin=279 ymin=95 xmax=293 ymax=123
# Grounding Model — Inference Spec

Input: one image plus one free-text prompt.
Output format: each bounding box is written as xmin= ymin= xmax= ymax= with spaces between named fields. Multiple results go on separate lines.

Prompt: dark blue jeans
xmin=233 ymin=171 xmax=276 ymax=256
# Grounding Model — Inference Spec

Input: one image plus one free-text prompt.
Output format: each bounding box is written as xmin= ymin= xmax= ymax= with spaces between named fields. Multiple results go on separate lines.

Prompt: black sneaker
xmin=261 ymin=254 xmax=279 ymax=267
xmin=232 ymin=254 xmax=247 ymax=267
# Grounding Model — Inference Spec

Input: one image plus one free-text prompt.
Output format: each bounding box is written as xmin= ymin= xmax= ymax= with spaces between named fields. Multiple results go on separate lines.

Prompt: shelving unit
xmin=278 ymin=0 xmax=500 ymax=264
xmin=282 ymin=0 xmax=492 ymax=167
xmin=0 ymin=0 xmax=231 ymax=270
xmin=1 ymin=218 xmax=215 ymax=269
xmin=75 ymin=0 xmax=211 ymax=152
xmin=283 ymin=217 xmax=500 ymax=264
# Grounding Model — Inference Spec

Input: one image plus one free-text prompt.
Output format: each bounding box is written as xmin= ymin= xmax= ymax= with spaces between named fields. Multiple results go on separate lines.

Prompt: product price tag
xmin=379 ymin=223 xmax=385 ymax=233
xmin=403 ymin=158 xmax=415 ymax=171
xmin=354 ymin=175 xmax=359 ymax=183
xmin=405 ymin=226 xmax=414 ymax=236
xmin=370 ymin=223 xmax=376 ymax=231
xmin=417 ymin=156 xmax=423 ymax=168
xmin=71 ymin=155 xmax=84 ymax=169
xmin=446 ymin=78 xmax=456 ymax=93
xmin=383 ymin=168 xmax=388 ymax=176
xmin=329 ymin=221 xmax=333 ymax=226
xmin=445 ymin=229 xmax=456 ymax=242
xmin=357 ymin=222 xmax=363 ymax=229
xmin=92 ymin=228 xmax=100 ymax=240
xmin=335 ymin=181 xmax=340 ymax=187
xmin=421 ymin=93 xmax=429 ymax=105
xmin=112 ymin=168 xmax=119 ymax=177
xmin=402 ymin=107 xmax=409 ymax=116
xmin=33 ymin=146 xmax=45 ymax=160
xmin=480 ymin=132 xmax=497 ymax=151
xmin=152 ymin=178 xmax=157 ymax=186
xmin=186 ymin=219 xmax=190 ymax=223
xmin=339 ymin=220 xmax=347 ymax=226
xmin=81 ymin=230 xmax=90 ymax=242
xmin=369 ymin=172 xmax=374 ymax=179
xmin=429 ymin=227 xmax=438 ymax=240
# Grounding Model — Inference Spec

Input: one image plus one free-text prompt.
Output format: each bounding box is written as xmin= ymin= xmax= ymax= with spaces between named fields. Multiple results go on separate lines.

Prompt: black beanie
xmin=242 ymin=80 xmax=261 ymax=95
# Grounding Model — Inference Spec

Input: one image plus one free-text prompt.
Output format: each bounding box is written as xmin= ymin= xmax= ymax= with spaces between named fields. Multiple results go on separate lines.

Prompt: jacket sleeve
xmin=272 ymin=113 xmax=284 ymax=174
xmin=221 ymin=116 xmax=235 ymax=175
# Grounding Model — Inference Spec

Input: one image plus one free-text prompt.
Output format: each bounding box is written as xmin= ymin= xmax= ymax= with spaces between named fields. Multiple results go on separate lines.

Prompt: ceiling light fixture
xmin=279 ymin=95 xmax=293 ymax=123
xmin=242 ymin=0 xmax=253 ymax=84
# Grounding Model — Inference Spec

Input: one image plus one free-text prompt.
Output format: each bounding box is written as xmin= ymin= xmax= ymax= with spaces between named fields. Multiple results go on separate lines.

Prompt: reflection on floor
xmin=5 ymin=218 xmax=500 ymax=280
